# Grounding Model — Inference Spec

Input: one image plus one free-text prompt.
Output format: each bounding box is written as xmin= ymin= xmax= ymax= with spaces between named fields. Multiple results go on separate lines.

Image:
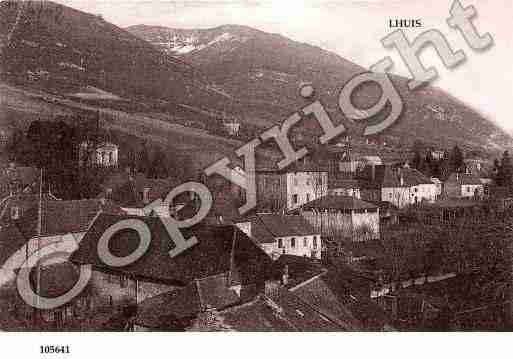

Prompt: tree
xmin=148 ymin=147 xmax=169 ymax=179
xmin=449 ymin=145 xmax=464 ymax=173
xmin=136 ymin=141 xmax=150 ymax=175
xmin=498 ymin=151 xmax=513 ymax=187
xmin=411 ymin=148 xmax=423 ymax=170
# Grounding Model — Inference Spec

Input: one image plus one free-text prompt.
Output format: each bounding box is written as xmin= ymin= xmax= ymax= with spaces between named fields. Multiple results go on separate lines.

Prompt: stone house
xmin=359 ymin=165 xmax=438 ymax=208
xmin=71 ymin=217 xmax=273 ymax=316
xmin=255 ymin=166 xmax=328 ymax=212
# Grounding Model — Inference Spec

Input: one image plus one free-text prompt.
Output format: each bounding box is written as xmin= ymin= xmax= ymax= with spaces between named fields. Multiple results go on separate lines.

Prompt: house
xmin=7 ymin=199 xmax=120 ymax=268
xmin=16 ymin=262 xmax=93 ymax=327
xmin=71 ymin=217 xmax=273 ymax=313
xmin=223 ymin=118 xmax=241 ymax=137
xmin=0 ymin=162 xmax=40 ymax=198
xmin=359 ymin=165 xmax=438 ymax=208
xmin=79 ymin=141 xmax=119 ymax=168
xmin=255 ymin=165 xmax=328 ymax=212
xmin=443 ymin=172 xmax=484 ymax=199
xmin=216 ymin=288 xmax=343 ymax=331
xmin=431 ymin=177 xmax=443 ymax=199
xmin=0 ymin=193 xmax=59 ymax=226
xmin=99 ymin=169 xmax=180 ymax=217
xmin=132 ymin=275 xmax=241 ymax=331
xmin=298 ymin=195 xmax=380 ymax=242
xmin=291 ymin=270 xmax=392 ymax=330
xmin=238 ymin=214 xmax=322 ymax=260
xmin=329 ymin=177 xmax=361 ymax=198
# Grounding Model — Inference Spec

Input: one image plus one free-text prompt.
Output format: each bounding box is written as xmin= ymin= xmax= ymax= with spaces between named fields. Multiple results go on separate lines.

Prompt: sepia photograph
xmin=0 ymin=0 xmax=512 ymax=356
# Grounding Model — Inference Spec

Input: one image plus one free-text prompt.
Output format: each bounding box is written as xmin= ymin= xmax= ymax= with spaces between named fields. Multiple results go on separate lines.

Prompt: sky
xmin=57 ymin=0 xmax=513 ymax=132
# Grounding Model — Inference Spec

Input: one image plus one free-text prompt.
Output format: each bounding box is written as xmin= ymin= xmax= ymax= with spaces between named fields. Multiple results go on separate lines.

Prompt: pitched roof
xmin=328 ymin=177 xmax=360 ymax=189
xmin=100 ymin=171 xmax=180 ymax=208
xmin=71 ymin=216 xmax=273 ymax=286
xmin=299 ymin=195 xmax=378 ymax=211
xmin=445 ymin=172 xmax=483 ymax=186
xmin=220 ymin=290 xmax=342 ymax=331
xmin=359 ymin=165 xmax=434 ymax=189
xmin=271 ymin=255 xmax=326 ymax=288
xmin=15 ymin=199 xmax=117 ymax=238
xmin=292 ymin=274 xmax=389 ymax=330
xmin=254 ymin=213 xmax=318 ymax=238
xmin=134 ymin=275 xmax=240 ymax=329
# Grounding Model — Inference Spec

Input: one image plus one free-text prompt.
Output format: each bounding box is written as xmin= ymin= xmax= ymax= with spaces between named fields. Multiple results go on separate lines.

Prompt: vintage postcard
xmin=0 ymin=0 xmax=512 ymax=354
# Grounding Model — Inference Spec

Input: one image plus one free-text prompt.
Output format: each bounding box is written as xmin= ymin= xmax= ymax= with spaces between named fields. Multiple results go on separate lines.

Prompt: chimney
xmin=142 ymin=187 xmax=150 ymax=204
xmin=282 ymin=264 xmax=289 ymax=286
xmin=371 ymin=165 xmax=376 ymax=181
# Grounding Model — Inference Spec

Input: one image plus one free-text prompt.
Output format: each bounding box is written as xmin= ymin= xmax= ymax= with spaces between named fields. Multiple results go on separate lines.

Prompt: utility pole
xmin=34 ymin=167 xmax=43 ymax=325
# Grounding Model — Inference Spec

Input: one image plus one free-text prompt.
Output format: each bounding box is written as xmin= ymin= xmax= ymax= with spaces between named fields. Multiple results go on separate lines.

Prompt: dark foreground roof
xmin=134 ymin=274 xmax=240 ymax=329
xmin=71 ymin=215 xmax=273 ymax=286
xmin=219 ymin=289 xmax=342 ymax=331
xmin=15 ymin=199 xmax=122 ymax=238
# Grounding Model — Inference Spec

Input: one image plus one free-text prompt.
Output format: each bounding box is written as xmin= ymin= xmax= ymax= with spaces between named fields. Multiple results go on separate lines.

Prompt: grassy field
xmin=0 ymin=81 xmax=278 ymax=172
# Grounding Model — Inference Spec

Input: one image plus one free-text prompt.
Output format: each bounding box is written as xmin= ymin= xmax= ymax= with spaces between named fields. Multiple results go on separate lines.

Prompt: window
xmin=467 ymin=186 xmax=471 ymax=193
xmin=303 ymin=238 xmax=308 ymax=247
xmin=10 ymin=206 xmax=20 ymax=220
xmin=120 ymin=275 xmax=127 ymax=288
xmin=290 ymin=238 xmax=295 ymax=248
xmin=306 ymin=193 xmax=310 ymax=202
xmin=313 ymin=236 xmax=318 ymax=249
xmin=293 ymin=177 xmax=298 ymax=186
xmin=292 ymin=194 xmax=298 ymax=204
xmin=278 ymin=238 xmax=283 ymax=248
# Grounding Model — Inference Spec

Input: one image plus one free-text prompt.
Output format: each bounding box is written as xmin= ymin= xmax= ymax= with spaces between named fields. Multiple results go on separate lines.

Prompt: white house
xmin=360 ymin=165 xmax=438 ymax=208
xmin=255 ymin=168 xmax=328 ymax=211
xmin=444 ymin=172 xmax=484 ymax=199
xmin=299 ymin=195 xmax=380 ymax=242
xmin=79 ymin=141 xmax=119 ymax=168
xmin=237 ymin=214 xmax=322 ymax=260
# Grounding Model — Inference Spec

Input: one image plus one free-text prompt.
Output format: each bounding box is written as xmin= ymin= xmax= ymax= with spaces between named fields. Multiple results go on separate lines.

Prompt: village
xmin=0 ymin=109 xmax=512 ymax=332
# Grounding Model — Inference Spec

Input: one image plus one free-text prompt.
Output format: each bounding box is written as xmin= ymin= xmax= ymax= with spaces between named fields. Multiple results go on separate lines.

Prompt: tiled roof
xmin=291 ymin=276 xmax=362 ymax=330
xmin=293 ymin=271 xmax=390 ymax=330
xmin=299 ymin=195 xmax=378 ymax=211
xmin=249 ymin=220 xmax=276 ymax=244
xmin=101 ymin=171 xmax=180 ymax=208
xmin=328 ymin=177 xmax=360 ymax=189
xmin=134 ymin=275 xmax=240 ymax=329
xmin=220 ymin=289 xmax=342 ymax=331
xmin=254 ymin=213 xmax=318 ymax=238
xmin=71 ymin=216 xmax=273 ymax=286
xmin=444 ymin=172 xmax=483 ymax=186
xmin=271 ymin=255 xmax=326 ymax=288
xmin=359 ymin=165 xmax=434 ymax=189
xmin=15 ymin=199 xmax=118 ymax=238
